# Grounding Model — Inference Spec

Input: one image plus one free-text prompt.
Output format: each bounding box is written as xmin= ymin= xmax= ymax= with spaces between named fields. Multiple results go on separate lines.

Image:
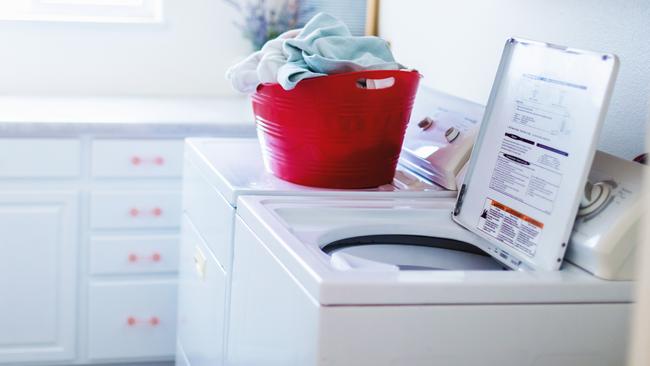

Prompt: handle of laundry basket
xmin=340 ymin=69 xmax=419 ymax=79
xmin=345 ymin=69 xmax=420 ymax=93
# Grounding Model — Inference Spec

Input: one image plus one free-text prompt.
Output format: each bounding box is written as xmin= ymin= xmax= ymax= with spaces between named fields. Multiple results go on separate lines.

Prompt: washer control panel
xmin=577 ymin=180 xmax=615 ymax=218
xmin=400 ymin=88 xmax=485 ymax=190
xmin=567 ymin=151 xmax=645 ymax=279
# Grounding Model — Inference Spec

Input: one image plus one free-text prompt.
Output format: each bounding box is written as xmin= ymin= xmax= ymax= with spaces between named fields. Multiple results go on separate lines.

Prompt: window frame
xmin=0 ymin=0 xmax=163 ymax=24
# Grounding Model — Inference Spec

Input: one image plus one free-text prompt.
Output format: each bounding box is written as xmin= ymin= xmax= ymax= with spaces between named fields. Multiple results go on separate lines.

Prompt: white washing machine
xmin=228 ymin=194 xmax=635 ymax=366
xmin=223 ymin=40 xmax=639 ymax=366
xmin=178 ymin=39 xmax=633 ymax=366
xmin=176 ymin=87 xmax=486 ymax=366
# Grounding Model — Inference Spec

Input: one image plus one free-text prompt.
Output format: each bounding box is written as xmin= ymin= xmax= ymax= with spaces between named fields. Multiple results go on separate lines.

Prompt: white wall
xmin=379 ymin=0 xmax=650 ymax=159
xmin=0 ymin=0 xmax=250 ymax=97
xmin=0 ymin=1 xmax=367 ymax=99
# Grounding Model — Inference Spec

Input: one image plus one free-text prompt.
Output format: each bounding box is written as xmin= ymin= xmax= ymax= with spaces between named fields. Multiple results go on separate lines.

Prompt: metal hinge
xmin=453 ymin=184 xmax=467 ymax=216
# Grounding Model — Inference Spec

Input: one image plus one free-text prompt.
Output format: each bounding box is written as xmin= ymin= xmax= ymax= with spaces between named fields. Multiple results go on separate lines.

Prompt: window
xmin=304 ymin=0 xmax=367 ymax=36
xmin=0 ymin=0 xmax=163 ymax=23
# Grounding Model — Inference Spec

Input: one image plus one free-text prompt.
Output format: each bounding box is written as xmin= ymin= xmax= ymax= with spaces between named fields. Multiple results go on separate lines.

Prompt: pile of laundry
xmin=226 ymin=13 xmax=403 ymax=93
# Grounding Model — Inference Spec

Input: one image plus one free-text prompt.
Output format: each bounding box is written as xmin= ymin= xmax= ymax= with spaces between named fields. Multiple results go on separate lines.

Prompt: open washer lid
xmin=452 ymin=38 xmax=619 ymax=271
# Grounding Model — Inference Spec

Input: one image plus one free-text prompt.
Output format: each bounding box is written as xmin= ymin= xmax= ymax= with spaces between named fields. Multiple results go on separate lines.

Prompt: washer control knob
xmin=445 ymin=127 xmax=460 ymax=143
xmin=577 ymin=181 xmax=612 ymax=217
xmin=418 ymin=117 xmax=434 ymax=131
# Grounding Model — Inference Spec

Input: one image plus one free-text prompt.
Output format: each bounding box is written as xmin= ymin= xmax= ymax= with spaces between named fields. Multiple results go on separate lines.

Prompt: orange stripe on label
xmin=491 ymin=199 xmax=544 ymax=228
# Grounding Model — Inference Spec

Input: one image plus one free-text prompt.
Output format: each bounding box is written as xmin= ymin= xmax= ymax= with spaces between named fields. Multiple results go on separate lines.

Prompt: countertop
xmin=0 ymin=96 xmax=257 ymax=138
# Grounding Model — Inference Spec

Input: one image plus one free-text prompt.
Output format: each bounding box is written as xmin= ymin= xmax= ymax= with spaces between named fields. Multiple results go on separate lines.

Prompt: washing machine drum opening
xmin=322 ymin=235 xmax=506 ymax=271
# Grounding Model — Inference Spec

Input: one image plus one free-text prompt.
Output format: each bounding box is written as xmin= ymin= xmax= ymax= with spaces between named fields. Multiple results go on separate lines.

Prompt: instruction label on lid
xmin=452 ymin=38 xmax=619 ymax=271
xmin=486 ymin=73 xmax=581 ymax=215
xmin=478 ymin=198 xmax=544 ymax=257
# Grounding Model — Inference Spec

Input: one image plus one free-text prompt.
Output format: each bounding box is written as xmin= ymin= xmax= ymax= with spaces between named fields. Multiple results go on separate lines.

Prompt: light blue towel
xmin=277 ymin=13 xmax=401 ymax=90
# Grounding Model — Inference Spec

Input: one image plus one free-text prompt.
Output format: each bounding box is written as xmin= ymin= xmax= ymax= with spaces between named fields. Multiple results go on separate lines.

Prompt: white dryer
xmin=227 ymin=194 xmax=634 ymax=366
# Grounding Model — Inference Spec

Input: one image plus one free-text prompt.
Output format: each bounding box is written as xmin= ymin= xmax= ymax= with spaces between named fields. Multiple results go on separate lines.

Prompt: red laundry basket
xmin=252 ymin=69 xmax=421 ymax=189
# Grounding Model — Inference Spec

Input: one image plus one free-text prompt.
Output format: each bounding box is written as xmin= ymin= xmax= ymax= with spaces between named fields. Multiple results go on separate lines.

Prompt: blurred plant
xmin=224 ymin=0 xmax=314 ymax=50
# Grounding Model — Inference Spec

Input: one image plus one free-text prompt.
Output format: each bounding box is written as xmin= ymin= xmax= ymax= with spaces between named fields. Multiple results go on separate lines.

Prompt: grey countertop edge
xmin=0 ymin=121 xmax=258 ymax=138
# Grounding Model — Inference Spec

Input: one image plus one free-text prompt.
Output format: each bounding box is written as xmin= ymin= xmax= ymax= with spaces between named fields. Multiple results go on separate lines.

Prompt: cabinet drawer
xmin=90 ymin=235 xmax=179 ymax=275
xmin=0 ymin=139 xmax=80 ymax=178
xmin=177 ymin=214 xmax=227 ymax=366
xmin=183 ymin=158 xmax=234 ymax=272
xmin=88 ymin=280 xmax=177 ymax=361
xmin=91 ymin=191 xmax=181 ymax=229
xmin=92 ymin=139 xmax=183 ymax=178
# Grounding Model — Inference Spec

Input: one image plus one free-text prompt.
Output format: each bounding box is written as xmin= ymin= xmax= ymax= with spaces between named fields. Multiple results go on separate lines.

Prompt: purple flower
xmin=224 ymin=0 xmax=314 ymax=50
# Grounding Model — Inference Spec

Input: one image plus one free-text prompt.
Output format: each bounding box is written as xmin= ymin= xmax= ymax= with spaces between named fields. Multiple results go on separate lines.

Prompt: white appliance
xmin=221 ymin=39 xmax=640 ymax=366
xmin=566 ymin=151 xmax=645 ymax=280
xmin=228 ymin=195 xmax=634 ymax=366
xmin=178 ymin=39 xmax=634 ymax=366
xmin=176 ymin=88 xmax=485 ymax=366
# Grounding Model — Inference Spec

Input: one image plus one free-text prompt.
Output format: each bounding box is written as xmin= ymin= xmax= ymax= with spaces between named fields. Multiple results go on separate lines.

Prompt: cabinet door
xmin=0 ymin=192 xmax=78 ymax=364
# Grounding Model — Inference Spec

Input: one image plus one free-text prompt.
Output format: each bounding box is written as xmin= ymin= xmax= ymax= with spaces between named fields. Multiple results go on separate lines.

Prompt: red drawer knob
xmin=152 ymin=252 xmax=161 ymax=262
xmin=129 ymin=208 xmax=140 ymax=217
xmin=127 ymin=316 xmax=137 ymax=326
xmin=154 ymin=156 xmax=165 ymax=165
xmin=131 ymin=156 xmax=142 ymax=166
xmin=152 ymin=207 xmax=162 ymax=216
xmin=128 ymin=253 xmax=138 ymax=263
xmin=149 ymin=316 xmax=160 ymax=326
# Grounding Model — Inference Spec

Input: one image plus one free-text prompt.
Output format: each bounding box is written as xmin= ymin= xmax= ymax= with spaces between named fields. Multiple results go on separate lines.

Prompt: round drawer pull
xmin=129 ymin=208 xmax=140 ymax=217
xmin=128 ymin=253 xmax=138 ymax=263
xmin=149 ymin=316 xmax=160 ymax=326
xmin=154 ymin=156 xmax=165 ymax=165
xmin=151 ymin=207 xmax=162 ymax=216
xmin=152 ymin=252 xmax=161 ymax=262
xmin=127 ymin=316 xmax=137 ymax=326
xmin=131 ymin=156 xmax=142 ymax=166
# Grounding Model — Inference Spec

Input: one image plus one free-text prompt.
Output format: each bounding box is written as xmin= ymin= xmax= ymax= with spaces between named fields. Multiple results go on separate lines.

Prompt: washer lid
xmin=452 ymin=38 xmax=619 ymax=271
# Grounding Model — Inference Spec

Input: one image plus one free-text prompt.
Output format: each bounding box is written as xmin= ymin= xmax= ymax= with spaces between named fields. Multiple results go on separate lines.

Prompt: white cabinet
xmin=90 ymin=190 xmax=182 ymax=230
xmin=0 ymin=92 xmax=254 ymax=365
xmin=0 ymin=133 xmax=253 ymax=365
xmin=88 ymin=281 xmax=177 ymax=361
xmin=0 ymin=139 xmax=80 ymax=178
xmin=91 ymin=139 xmax=184 ymax=178
xmin=90 ymin=235 xmax=179 ymax=275
xmin=87 ymin=140 xmax=183 ymax=365
xmin=0 ymin=191 xmax=78 ymax=364
xmin=0 ymin=137 xmax=182 ymax=366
